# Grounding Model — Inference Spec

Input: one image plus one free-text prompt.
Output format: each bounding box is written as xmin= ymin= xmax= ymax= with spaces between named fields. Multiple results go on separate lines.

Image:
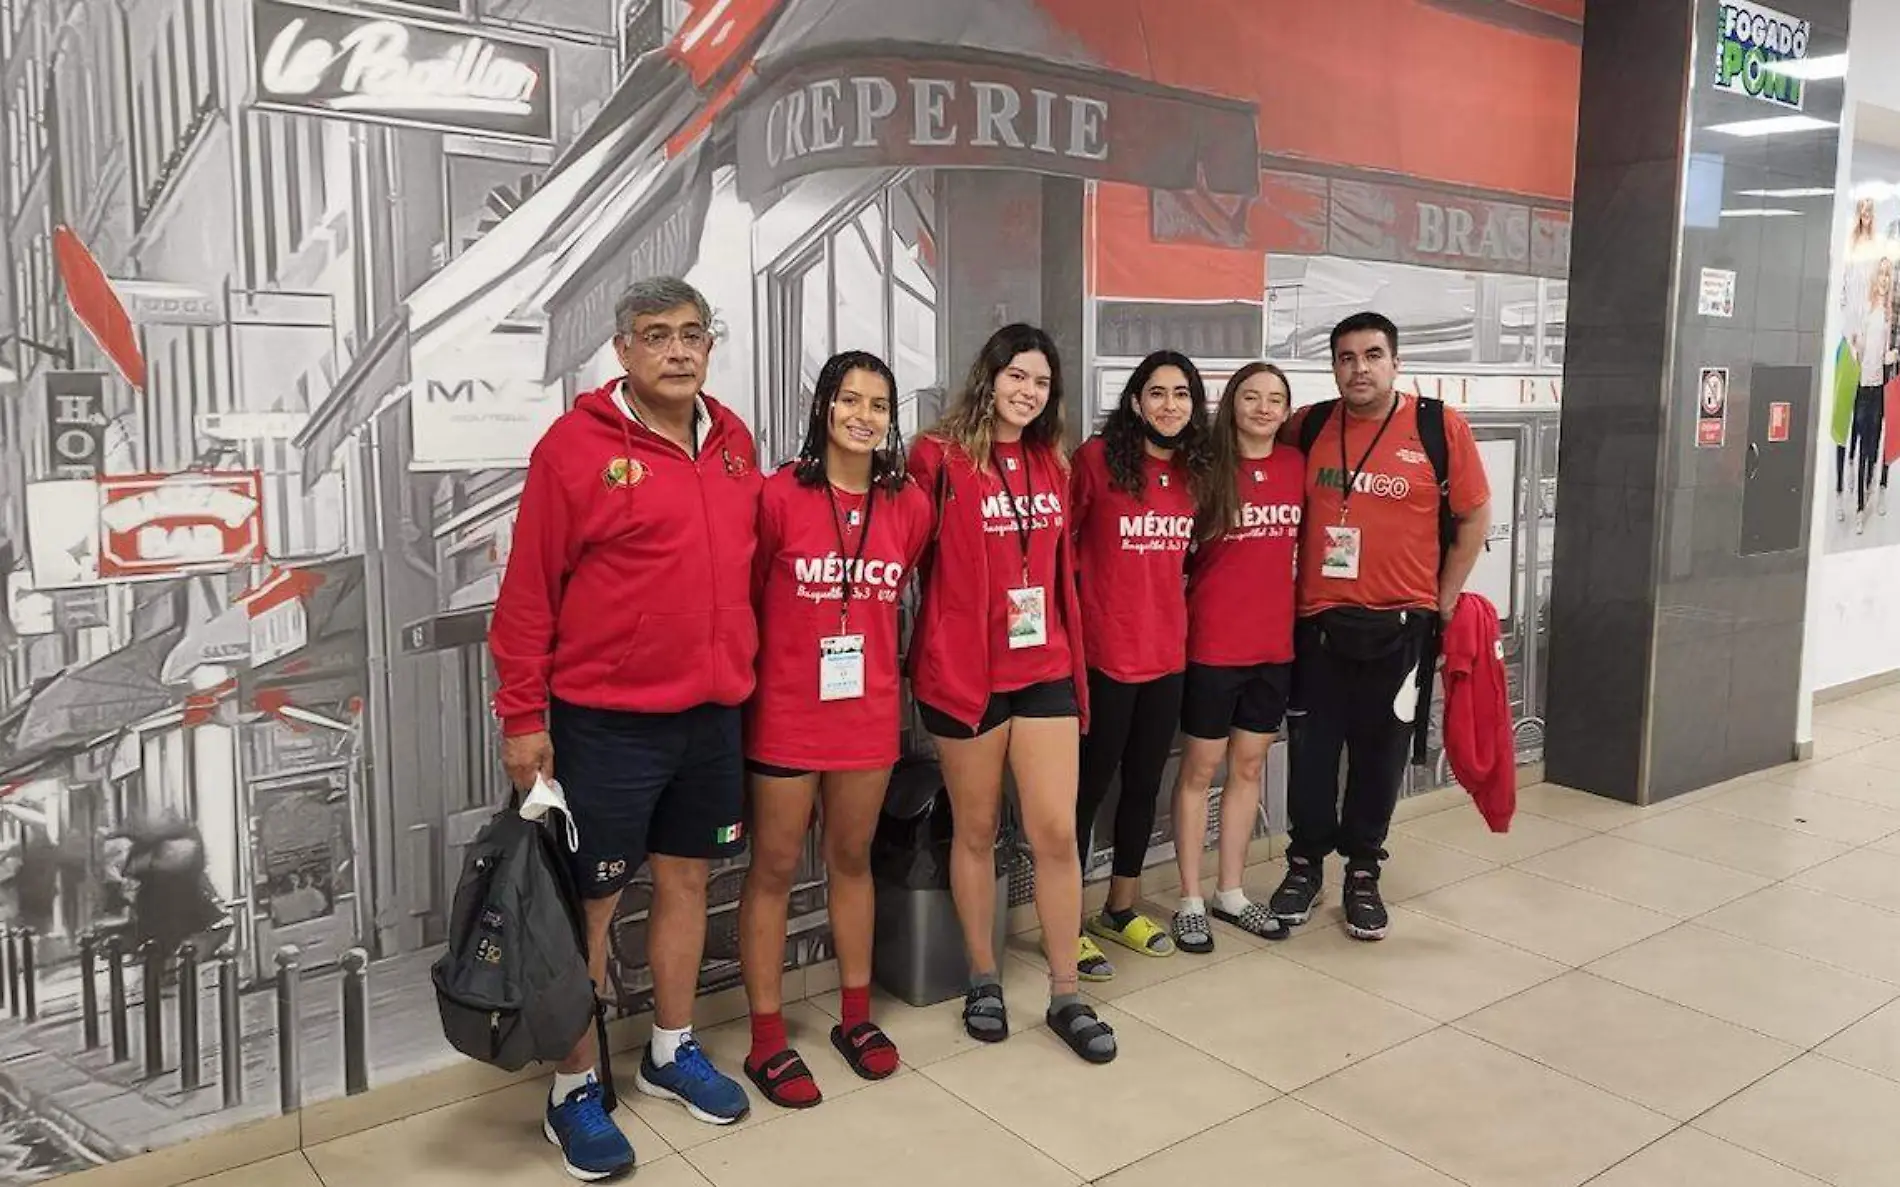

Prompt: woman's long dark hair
xmin=928 ymin=323 xmax=1068 ymax=474
xmin=1099 ymin=350 xmax=1214 ymax=502
xmin=792 ymin=350 xmax=908 ymax=494
xmin=1199 ymin=362 xmax=1293 ymax=544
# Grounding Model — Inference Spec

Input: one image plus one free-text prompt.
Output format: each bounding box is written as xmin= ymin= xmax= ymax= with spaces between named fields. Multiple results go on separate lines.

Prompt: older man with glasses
xmin=488 ymin=276 xmax=763 ymax=1180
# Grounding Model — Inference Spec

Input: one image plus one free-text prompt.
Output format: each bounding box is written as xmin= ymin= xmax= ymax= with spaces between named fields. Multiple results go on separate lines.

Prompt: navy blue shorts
xmin=548 ymin=698 xmax=747 ymax=898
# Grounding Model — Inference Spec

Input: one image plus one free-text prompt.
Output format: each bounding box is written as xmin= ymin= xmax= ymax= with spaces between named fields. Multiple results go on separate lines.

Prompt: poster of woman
xmin=1827 ymin=166 xmax=1900 ymax=549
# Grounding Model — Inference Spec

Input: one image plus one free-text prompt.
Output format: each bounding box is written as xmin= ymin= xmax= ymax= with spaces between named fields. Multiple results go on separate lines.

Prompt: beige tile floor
xmin=157 ymin=688 xmax=1900 ymax=1187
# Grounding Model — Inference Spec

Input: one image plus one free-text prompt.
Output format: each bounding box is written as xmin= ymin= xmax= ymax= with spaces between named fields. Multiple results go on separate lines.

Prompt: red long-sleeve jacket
xmin=1441 ymin=592 xmax=1516 ymax=832
xmin=906 ymin=436 xmax=1091 ymax=734
xmin=487 ymin=381 xmax=762 ymax=737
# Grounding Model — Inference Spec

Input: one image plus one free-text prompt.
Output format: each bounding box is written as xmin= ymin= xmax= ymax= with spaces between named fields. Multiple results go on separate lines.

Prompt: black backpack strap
xmin=1414 ymin=397 xmax=1455 ymax=562
xmin=1296 ymin=399 xmax=1337 ymax=456
xmin=1411 ymin=397 xmax=1454 ymax=768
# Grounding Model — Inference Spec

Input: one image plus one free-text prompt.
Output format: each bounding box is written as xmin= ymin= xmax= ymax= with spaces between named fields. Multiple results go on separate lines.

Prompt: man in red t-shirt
xmin=1269 ymin=312 xmax=1491 ymax=942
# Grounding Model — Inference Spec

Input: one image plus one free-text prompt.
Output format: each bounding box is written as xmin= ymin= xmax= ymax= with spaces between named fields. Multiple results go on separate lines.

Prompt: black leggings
xmin=1077 ymin=669 xmax=1184 ymax=880
xmin=1852 ymin=385 xmax=1889 ymax=512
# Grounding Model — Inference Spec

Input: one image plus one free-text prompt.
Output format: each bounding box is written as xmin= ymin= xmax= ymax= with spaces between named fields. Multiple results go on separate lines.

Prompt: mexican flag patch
xmin=715 ymin=822 xmax=744 ymax=844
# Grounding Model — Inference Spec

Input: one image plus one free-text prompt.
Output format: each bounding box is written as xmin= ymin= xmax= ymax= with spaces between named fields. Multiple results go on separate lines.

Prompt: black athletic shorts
xmin=916 ymin=678 xmax=1079 ymax=740
xmin=1179 ymin=661 xmax=1292 ymax=741
xmin=548 ymin=698 xmax=747 ymax=898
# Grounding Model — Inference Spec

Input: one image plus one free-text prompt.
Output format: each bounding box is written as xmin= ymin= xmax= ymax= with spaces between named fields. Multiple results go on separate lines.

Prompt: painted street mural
xmin=0 ymin=0 xmax=1581 ymax=1176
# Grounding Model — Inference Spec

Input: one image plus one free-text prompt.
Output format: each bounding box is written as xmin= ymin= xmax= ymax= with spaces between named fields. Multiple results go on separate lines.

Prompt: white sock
xmin=649 ymin=1024 xmax=691 ymax=1067
xmin=1214 ymin=887 xmax=1251 ymax=915
xmin=1179 ymin=895 xmax=1206 ymax=916
xmin=550 ymin=1069 xmax=594 ymax=1106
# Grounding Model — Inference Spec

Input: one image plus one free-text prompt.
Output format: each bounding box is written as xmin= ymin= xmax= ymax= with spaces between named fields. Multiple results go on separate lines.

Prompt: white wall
xmin=1798 ymin=0 xmax=1900 ymax=727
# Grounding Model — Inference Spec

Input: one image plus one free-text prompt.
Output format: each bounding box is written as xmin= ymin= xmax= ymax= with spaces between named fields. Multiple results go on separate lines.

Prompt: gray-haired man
xmin=489 ymin=277 xmax=761 ymax=1179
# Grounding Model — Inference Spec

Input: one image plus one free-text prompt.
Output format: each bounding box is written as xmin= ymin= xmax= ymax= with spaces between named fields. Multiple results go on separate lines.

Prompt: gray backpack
xmin=432 ymin=797 xmax=614 ymax=1104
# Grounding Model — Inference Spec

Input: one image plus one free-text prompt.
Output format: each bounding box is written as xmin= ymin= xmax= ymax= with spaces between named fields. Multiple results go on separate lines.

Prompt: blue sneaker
xmin=544 ymin=1079 xmax=634 ymax=1182
xmin=634 ymin=1038 xmax=750 ymax=1125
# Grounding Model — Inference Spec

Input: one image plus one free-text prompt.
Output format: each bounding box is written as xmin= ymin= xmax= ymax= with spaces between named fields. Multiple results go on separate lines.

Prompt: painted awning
xmin=12 ymin=630 xmax=182 ymax=757
xmin=534 ymin=0 xmax=1260 ymax=383
xmin=732 ymin=0 xmax=1259 ymax=204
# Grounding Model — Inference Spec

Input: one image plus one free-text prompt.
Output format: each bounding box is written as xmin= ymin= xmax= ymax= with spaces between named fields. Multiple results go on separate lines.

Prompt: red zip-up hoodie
xmin=488 ymin=381 xmax=763 ymax=737
xmin=1441 ymin=592 xmax=1516 ymax=832
xmin=907 ymin=435 xmax=1091 ymax=733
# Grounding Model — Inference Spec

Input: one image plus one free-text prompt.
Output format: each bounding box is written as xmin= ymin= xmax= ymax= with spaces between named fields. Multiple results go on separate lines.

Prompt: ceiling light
xmin=1721 ymin=207 xmax=1801 ymax=217
xmin=1765 ymin=53 xmax=1848 ymax=81
xmin=1735 ymin=187 xmax=1835 ymax=198
xmin=1708 ymin=115 xmax=1838 ymax=137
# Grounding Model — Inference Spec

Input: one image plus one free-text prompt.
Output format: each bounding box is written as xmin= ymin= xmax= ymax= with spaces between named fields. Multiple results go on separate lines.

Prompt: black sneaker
xmin=1343 ymin=868 xmax=1388 ymax=941
xmin=1269 ymin=858 xmax=1322 ymax=925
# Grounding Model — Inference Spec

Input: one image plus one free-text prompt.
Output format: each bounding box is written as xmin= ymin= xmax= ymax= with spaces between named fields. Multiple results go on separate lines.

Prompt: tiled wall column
xmin=1547 ymin=0 xmax=1850 ymax=803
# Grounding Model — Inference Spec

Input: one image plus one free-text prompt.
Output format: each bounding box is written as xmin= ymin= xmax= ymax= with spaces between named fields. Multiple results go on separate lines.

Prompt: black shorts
xmin=548 ymin=698 xmax=747 ymax=898
xmin=745 ymin=759 xmax=812 ymax=779
xmin=1179 ymin=662 xmax=1292 ymax=741
xmin=917 ymin=679 xmax=1078 ymax=740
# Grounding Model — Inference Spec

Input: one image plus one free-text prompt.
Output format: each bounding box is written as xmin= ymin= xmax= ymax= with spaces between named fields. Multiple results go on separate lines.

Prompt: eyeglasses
xmin=628 ymin=325 xmax=713 ymax=352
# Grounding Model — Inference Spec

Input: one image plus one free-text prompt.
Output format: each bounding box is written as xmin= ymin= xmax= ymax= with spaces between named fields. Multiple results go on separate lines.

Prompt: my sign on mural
xmin=1714 ymin=2 xmax=1810 ymax=110
xmin=44 ymin=371 xmax=108 ymax=479
xmin=250 ymin=0 xmax=554 ymax=142
xmin=410 ymin=340 xmax=563 ymax=470
xmin=736 ymin=54 xmax=1259 ymax=203
xmin=97 ymin=472 xmax=266 ymax=579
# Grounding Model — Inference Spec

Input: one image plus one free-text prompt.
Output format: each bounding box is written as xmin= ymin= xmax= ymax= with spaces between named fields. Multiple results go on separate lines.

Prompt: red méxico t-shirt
xmin=983 ymin=440 xmax=1072 ymax=692
xmin=746 ymin=468 xmax=933 ymax=770
xmin=1187 ymin=447 xmax=1303 ymax=667
xmin=1069 ymin=437 xmax=1194 ymax=683
xmin=1288 ymin=396 xmax=1490 ymax=614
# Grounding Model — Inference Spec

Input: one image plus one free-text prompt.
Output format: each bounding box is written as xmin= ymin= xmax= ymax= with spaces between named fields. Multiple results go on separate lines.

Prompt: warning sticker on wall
xmin=1698 ymin=367 xmax=1729 ymax=448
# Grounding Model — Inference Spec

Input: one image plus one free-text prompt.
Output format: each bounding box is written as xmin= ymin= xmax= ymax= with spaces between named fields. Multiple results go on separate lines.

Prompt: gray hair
xmin=613 ymin=277 xmax=713 ymax=338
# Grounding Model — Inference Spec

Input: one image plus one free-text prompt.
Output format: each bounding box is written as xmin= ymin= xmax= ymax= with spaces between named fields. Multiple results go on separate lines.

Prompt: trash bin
xmin=871 ymin=757 xmax=1009 ymax=1007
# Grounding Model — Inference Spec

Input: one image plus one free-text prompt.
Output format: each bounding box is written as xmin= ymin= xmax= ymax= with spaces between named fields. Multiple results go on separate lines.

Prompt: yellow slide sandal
xmin=1086 ymin=911 xmax=1176 ymax=958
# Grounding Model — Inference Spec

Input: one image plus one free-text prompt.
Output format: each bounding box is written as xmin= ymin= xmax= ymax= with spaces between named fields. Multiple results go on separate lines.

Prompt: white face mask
xmin=520 ymin=773 xmax=581 ymax=853
xmin=1391 ymin=663 xmax=1420 ymax=725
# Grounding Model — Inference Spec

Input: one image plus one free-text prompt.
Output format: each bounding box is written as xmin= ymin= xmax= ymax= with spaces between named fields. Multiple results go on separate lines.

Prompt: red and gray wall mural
xmin=0 ymin=0 xmax=1579 ymax=1176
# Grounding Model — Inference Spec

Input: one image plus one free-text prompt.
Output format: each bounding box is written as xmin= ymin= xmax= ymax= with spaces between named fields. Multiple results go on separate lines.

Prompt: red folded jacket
xmin=1441 ymin=592 xmax=1516 ymax=832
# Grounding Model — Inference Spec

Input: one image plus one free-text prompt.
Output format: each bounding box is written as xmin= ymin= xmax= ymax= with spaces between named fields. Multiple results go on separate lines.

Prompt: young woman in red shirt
xmin=739 ymin=351 xmax=934 ymax=1108
xmin=1068 ymin=351 xmax=1213 ymax=981
xmin=1169 ymin=363 xmax=1303 ymax=951
xmin=907 ymin=324 xmax=1112 ymax=1064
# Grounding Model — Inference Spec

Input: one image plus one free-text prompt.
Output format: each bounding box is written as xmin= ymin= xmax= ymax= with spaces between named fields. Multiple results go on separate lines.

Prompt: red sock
xmin=748 ymin=1011 xmax=820 ymax=1105
xmin=840 ymin=985 xmax=872 ymax=1031
xmin=748 ymin=1010 xmax=788 ymax=1069
xmin=839 ymin=985 xmax=899 ymax=1077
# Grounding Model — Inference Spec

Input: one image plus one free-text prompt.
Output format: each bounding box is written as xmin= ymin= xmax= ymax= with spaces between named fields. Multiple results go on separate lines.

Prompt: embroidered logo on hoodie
xmin=603 ymin=457 xmax=647 ymax=489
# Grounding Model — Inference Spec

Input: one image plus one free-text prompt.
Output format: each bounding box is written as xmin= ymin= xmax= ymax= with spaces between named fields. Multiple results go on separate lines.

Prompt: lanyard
xmin=824 ymin=483 xmax=876 ymax=632
xmin=992 ymin=444 xmax=1036 ymax=583
xmin=1336 ymin=397 xmax=1399 ymax=523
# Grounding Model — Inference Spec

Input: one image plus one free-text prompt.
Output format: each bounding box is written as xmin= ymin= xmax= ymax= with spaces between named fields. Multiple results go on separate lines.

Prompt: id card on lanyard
xmin=1323 ymin=399 xmax=1399 ymax=581
xmin=995 ymin=449 xmax=1049 ymax=648
xmin=819 ymin=485 xmax=874 ymax=700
